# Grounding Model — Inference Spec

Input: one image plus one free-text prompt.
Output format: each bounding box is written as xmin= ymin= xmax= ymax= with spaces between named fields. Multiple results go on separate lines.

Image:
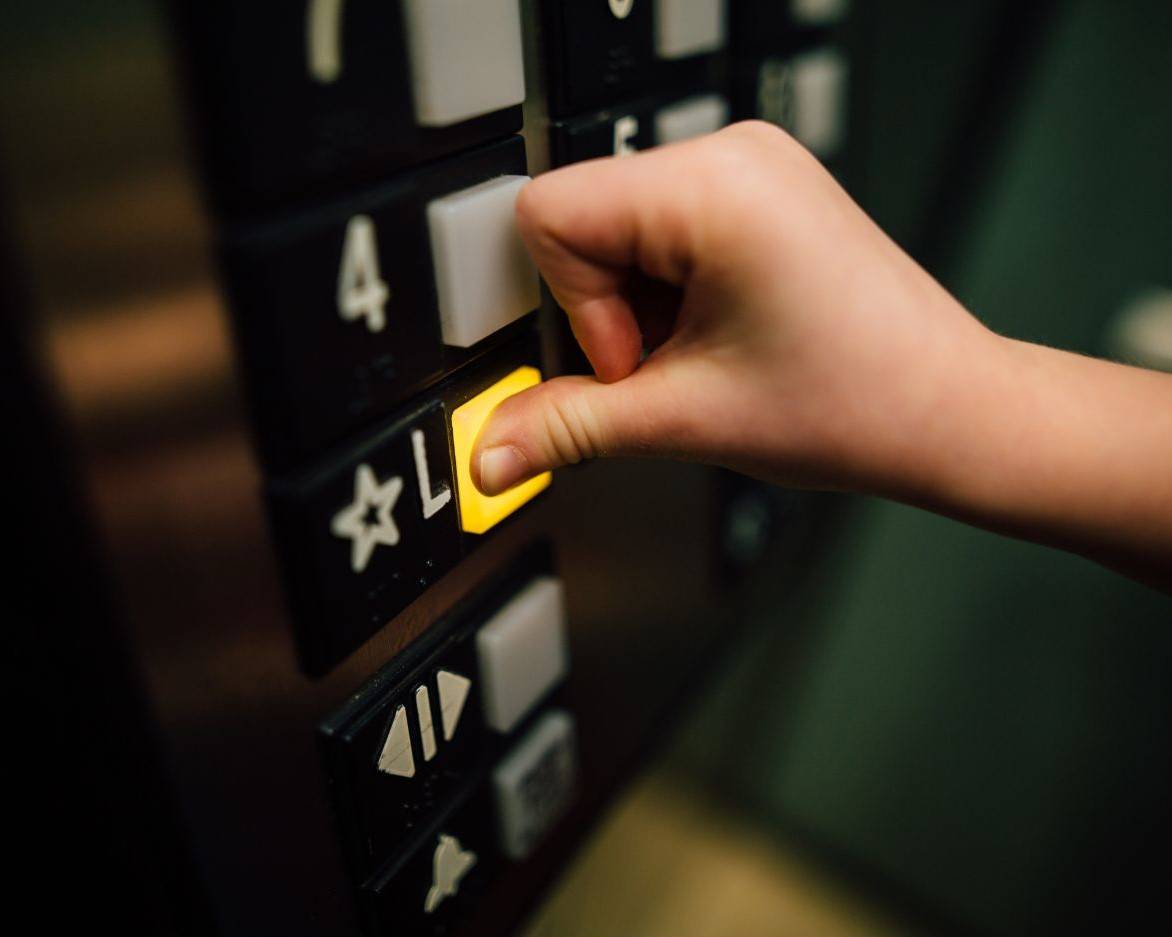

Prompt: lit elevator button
xmin=427 ymin=175 xmax=540 ymax=348
xmin=476 ymin=576 xmax=568 ymax=733
xmin=450 ymin=366 xmax=551 ymax=534
xmin=655 ymin=0 xmax=727 ymax=60
xmin=403 ymin=0 xmax=527 ymax=127
xmin=655 ymin=93 xmax=730 ymax=144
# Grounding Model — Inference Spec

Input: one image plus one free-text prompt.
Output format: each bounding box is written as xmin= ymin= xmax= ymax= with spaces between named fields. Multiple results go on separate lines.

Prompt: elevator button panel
xmin=655 ymin=0 xmax=728 ymax=60
xmin=403 ymin=0 xmax=527 ymax=127
xmin=493 ymin=710 xmax=578 ymax=860
xmin=450 ymin=366 xmax=552 ymax=535
xmin=320 ymin=621 xmax=485 ymax=878
xmin=476 ymin=576 xmax=569 ymax=733
xmin=428 ymin=175 xmax=540 ymax=349
xmin=269 ymin=350 xmax=550 ymax=675
xmin=223 ymin=136 xmax=532 ymax=469
xmin=321 ymin=556 xmax=574 ymax=930
xmin=180 ymin=1 xmax=524 ymax=211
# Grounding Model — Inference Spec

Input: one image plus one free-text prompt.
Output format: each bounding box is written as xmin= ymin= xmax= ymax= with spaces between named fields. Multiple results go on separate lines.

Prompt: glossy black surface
xmin=174 ymin=0 xmax=524 ymax=213
xmin=223 ymin=136 xmax=531 ymax=469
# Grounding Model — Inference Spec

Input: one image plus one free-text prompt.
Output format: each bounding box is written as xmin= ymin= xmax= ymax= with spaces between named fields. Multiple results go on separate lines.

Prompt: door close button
xmin=403 ymin=0 xmax=527 ymax=126
xmin=427 ymin=175 xmax=540 ymax=348
xmin=450 ymin=366 xmax=551 ymax=534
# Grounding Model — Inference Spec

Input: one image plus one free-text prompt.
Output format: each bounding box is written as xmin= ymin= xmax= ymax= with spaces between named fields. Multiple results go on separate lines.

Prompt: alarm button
xmin=427 ymin=175 xmax=540 ymax=348
xmin=493 ymin=710 xmax=577 ymax=859
xmin=476 ymin=577 xmax=568 ymax=733
xmin=655 ymin=93 xmax=729 ymax=144
xmin=403 ymin=0 xmax=526 ymax=126
xmin=655 ymin=0 xmax=727 ymax=60
xmin=450 ymin=367 xmax=551 ymax=534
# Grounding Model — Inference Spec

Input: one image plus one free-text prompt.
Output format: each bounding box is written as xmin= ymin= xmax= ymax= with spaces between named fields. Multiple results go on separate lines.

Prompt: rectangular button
xmin=789 ymin=47 xmax=848 ymax=158
xmin=178 ymin=2 xmax=524 ymax=211
xmin=450 ymin=366 xmax=551 ymax=534
xmin=223 ymin=137 xmax=529 ymax=469
xmin=655 ymin=92 xmax=729 ymax=144
xmin=655 ymin=0 xmax=727 ymax=59
xmin=428 ymin=175 xmax=540 ymax=348
xmin=476 ymin=577 xmax=568 ymax=733
xmin=404 ymin=0 xmax=527 ymax=126
xmin=493 ymin=710 xmax=577 ymax=859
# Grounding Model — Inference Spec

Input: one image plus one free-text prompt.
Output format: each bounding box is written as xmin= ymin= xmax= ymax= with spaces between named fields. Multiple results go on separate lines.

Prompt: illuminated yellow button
xmin=451 ymin=366 xmax=551 ymax=534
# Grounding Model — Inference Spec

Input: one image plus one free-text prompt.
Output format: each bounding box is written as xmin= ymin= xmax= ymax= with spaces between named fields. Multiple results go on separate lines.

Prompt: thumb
xmin=470 ymin=370 xmax=683 ymax=495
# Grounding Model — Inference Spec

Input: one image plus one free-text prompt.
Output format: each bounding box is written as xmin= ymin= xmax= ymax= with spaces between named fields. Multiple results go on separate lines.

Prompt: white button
xmin=476 ymin=576 xmax=568 ymax=733
xmin=655 ymin=94 xmax=729 ymax=144
xmin=403 ymin=0 xmax=527 ymax=127
xmin=427 ymin=175 xmax=541 ymax=348
xmin=791 ymin=48 xmax=848 ymax=158
xmin=655 ymin=0 xmax=727 ymax=60
xmin=493 ymin=710 xmax=576 ymax=859
xmin=791 ymin=0 xmax=850 ymax=26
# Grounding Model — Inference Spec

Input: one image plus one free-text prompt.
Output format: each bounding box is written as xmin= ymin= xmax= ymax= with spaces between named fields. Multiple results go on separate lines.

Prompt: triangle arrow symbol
xmin=436 ymin=670 xmax=472 ymax=741
xmin=377 ymin=704 xmax=415 ymax=778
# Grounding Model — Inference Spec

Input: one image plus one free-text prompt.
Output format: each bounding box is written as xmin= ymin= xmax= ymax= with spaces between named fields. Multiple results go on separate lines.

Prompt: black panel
xmin=269 ymin=336 xmax=545 ymax=676
xmin=175 ymin=0 xmax=524 ymax=213
xmin=222 ymin=136 xmax=531 ymax=470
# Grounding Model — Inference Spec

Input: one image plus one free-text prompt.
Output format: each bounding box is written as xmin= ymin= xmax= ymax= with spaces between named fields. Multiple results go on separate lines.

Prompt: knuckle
xmin=537 ymin=383 xmax=605 ymax=467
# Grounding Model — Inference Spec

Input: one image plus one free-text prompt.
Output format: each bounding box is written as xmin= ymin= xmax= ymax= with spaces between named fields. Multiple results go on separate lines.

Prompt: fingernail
xmin=478 ymin=446 xmax=528 ymax=496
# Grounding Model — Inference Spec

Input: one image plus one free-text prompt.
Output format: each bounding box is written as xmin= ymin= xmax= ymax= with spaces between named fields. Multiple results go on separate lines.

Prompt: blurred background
xmin=526 ymin=2 xmax=1172 ymax=935
xmin=2 ymin=1 xmax=1170 ymax=935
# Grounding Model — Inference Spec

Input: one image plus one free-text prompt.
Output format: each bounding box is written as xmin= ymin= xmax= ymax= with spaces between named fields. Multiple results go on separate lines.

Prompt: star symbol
xmin=331 ymin=464 xmax=403 ymax=573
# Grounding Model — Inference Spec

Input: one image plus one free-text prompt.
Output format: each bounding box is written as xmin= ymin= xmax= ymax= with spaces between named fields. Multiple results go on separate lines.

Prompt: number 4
xmin=337 ymin=215 xmax=391 ymax=333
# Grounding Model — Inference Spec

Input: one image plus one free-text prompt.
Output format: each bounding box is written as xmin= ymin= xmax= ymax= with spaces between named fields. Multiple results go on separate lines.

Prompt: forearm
xmin=890 ymin=333 xmax=1172 ymax=589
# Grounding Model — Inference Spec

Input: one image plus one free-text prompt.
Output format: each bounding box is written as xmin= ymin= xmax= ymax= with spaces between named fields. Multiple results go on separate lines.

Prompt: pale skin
xmin=471 ymin=121 xmax=1172 ymax=592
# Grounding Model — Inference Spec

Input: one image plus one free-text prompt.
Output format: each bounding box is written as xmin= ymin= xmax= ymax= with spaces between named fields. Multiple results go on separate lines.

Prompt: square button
xmin=655 ymin=0 xmax=727 ymax=60
xmin=427 ymin=175 xmax=540 ymax=349
xmin=493 ymin=710 xmax=577 ymax=859
xmin=790 ymin=48 xmax=848 ymax=158
xmin=476 ymin=576 xmax=568 ymax=733
xmin=450 ymin=366 xmax=551 ymax=534
xmin=403 ymin=0 xmax=527 ymax=126
xmin=655 ymin=93 xmax=729 ymax=144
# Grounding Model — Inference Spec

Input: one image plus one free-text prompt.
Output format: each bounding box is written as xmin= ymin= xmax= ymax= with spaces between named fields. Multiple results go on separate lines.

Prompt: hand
xmin=472 ymin=120 xmax=992 ymax=500
xmin=472 ymin=121 xmax=1172 ymax=590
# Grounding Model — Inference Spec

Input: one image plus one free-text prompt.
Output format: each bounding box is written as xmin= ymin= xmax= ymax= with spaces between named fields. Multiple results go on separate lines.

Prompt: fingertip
xmin=568 ymin=296 xmax=643 ymax=383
